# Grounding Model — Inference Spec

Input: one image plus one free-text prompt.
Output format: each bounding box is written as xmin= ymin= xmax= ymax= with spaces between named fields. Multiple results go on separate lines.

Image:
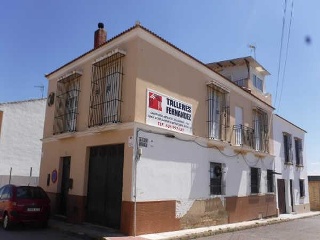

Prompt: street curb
xmin=157 ymin=213 xmax=320 ymax=240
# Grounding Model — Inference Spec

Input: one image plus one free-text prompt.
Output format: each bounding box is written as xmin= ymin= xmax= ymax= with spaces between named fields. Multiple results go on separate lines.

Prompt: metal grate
xmin=207 ymin=85 xmax=229 ymax=141
xmin=53 ymin=72 xmax=81 ymax=134
xmin=233 ymin=125 xmax=255 ymax=148
xmin=88 ymin=51 xmax=124 ymax=127
xmin=253 ymin=108 xmax=269 ymax=153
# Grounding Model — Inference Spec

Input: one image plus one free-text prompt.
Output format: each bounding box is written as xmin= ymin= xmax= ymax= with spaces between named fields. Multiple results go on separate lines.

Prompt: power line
xmin=277 ymin=0 xmax=294 ymax=111
xmin=274 ymin=0 xmax=288 ymax=108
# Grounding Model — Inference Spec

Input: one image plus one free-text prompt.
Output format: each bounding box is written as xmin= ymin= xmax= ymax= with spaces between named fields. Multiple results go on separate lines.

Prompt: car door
xmin=0 ymin=186 xmax=5 ymax=220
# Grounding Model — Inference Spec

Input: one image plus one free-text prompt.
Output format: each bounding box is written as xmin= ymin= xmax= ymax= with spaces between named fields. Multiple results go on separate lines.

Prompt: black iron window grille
xmin=207 ymin=85 xmax=229 ymax=141
xmin=294 ymin=138 xmax=303 ymax=166
xmin=210 ymin=162 xmax=223 ymax=195
xmin=53 ymin=72 xmax=81 ymax=134
xmin=89 ymin=50 xmax=125 ymax=127
xmin=283 ymin=132 xmax=293 ymax=164
xmin=299 ymin=179 xmax=305 ymax=197
xmin=250 ymin=167 xmax=261 ymax=194
xmin=267 ymin=169 xmax=274 ymax=192
xmin=253 ymin=108 xmax=269 ymax=153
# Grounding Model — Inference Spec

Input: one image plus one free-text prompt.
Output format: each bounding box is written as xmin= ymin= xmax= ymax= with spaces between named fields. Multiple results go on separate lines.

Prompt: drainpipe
xmin=134 ymin=128 xmax=142 ymax=236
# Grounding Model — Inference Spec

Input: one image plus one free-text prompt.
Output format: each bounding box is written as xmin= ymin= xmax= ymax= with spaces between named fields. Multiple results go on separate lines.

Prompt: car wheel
xmin=3 ymin=214 xmax=11 ymax=230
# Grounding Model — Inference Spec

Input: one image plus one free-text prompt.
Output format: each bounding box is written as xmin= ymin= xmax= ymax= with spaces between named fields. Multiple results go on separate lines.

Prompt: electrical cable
xmin=274 ymin=0 xmax=288 ymax=108
xmin=278 ymin=0 xmax=294 ymax=111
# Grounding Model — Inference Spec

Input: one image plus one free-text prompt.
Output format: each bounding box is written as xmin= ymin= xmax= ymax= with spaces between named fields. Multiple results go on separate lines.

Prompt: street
xmin=0 ymin=225 xmax=85 ymax=240
xmin=198 ymin=215 xmax=320 ymax=240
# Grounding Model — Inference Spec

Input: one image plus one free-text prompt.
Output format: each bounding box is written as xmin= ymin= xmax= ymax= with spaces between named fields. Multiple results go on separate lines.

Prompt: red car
xmin=0 ymin=184 xmax=50 ymax=230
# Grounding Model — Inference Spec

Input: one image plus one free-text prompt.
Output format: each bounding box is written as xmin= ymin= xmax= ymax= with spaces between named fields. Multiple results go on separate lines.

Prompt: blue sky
xmin=1 ymin=0 xmax=319 ymax=174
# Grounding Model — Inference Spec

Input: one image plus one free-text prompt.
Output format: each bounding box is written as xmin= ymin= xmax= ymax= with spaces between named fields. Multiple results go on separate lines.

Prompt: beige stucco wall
xmin=40 ymin=28 xmax=275 ymax=202
xmin=134 ymin=38 xmax=273 ymax=154
xmin=39 ymin=129 xmax=134 ymax=200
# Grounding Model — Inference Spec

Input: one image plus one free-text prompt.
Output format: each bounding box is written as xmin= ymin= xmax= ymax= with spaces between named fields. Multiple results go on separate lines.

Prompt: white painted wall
xmin=135 ymin=128 xmax=274 ymax=217
xmin=0 ymin=99 xmax=46 ymax=186
xmin=273 ymin=114 xmax=309 ymax=212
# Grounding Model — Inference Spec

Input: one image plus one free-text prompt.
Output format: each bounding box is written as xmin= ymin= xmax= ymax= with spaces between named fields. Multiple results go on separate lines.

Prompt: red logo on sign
xmin=149 ymin=92 xmax=162 ymax=111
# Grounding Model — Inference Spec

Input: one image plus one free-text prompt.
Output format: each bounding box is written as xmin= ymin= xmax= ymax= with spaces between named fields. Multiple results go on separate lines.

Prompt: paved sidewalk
xmin=49 ymin=211 xmax=320 ymax=240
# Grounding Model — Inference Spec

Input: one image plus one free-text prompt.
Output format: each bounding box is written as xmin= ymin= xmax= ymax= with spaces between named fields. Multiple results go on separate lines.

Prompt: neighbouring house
xmin=0 ymin=98 xmax=46 ymax=187
xmin=308 ymin=176 xmax=320 ymax=211
xmin=273 ymin=114 xmax=310 ymax=214
xmin=39 ymin=23 xmax=277 ymax=235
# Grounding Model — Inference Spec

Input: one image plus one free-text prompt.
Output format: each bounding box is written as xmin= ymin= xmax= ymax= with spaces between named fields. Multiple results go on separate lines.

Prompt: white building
xmin=0 ymin=99 xmax=46 ymax=187
xmin=273 ymin=114 xmax=310 ymax=214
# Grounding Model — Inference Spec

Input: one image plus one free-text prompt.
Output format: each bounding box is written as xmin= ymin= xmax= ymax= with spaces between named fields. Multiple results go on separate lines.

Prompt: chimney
xmin=94 ymin=22 xmax=107 ymax=48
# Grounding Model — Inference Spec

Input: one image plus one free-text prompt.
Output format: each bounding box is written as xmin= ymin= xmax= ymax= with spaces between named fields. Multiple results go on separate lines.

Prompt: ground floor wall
xmin=40 ymin=125 xmax=277 ymax=235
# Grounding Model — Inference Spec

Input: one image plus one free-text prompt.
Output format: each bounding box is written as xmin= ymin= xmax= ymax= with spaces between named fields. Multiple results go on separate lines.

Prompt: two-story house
xmin=273 ymin=114 xmax=309 ymax=214
xmin=39 ymin=23 xmax=276 ymax=235
xmin=0 ymin=99 xmax=46 ymax=187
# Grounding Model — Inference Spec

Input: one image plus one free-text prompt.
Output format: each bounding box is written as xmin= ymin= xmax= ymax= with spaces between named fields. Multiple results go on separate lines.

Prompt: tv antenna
xmin=248 ymin=44 xmax=256 ymax=59
xmin=34 ymin=84 xmax=44 ymax=98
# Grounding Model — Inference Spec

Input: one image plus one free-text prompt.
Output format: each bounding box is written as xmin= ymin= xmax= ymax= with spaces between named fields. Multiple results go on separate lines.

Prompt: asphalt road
xmin=0 ymin=225 xmax=85 ymax=240
xmin=198 ymin=215 xmax=320 ymax=240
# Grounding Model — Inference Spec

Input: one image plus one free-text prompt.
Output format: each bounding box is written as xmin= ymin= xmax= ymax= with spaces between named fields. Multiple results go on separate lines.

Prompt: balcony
xmin=232 ymin=125 xmax=269 ymax=153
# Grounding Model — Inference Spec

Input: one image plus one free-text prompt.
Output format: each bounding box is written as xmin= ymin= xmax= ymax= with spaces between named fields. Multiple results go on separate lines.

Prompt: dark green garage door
xmin=86 ymin=144 xmax=124 ymax=228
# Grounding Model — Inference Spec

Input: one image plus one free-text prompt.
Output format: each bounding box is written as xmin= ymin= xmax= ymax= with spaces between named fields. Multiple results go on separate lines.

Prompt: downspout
xmin=134 ymin=128 xmax=141 ymax=236
xmin=244 ymin=58 xmax=250 ymax=80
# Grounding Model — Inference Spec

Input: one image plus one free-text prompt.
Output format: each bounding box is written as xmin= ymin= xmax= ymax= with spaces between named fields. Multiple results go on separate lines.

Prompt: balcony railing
xmin=233 ymin=125 xmax=255 ymax=148
xmin=232 ymin=125 xmax=269 ymax=153
xmin=233 ymin=78 xmax=248 ymax=88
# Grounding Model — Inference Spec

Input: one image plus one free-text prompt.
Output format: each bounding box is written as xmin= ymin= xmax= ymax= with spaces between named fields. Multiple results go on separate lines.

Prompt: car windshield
xmin=16 ymin=186 xmax=47 ymax=200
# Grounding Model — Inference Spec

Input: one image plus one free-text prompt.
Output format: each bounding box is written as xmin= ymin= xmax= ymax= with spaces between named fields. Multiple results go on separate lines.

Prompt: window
xmin=295 ymin=138 xmax=303 ymax=166
xmin=54 ymin=71 xmax=81 ymax=134
xmin=267 ymin=170 xmax=274 ymax=192
xmin=207 ymin=84 xmax=229 ymax=140
xmin=0 ymin=186 xmax=12 ymax=200
xmin=89 ymin=49 xmax=125 ymax=127
xmin=283 ymin=133 xmax=293 ymax=164
xmin=210 ymin=162 xmax=222 ymax=195
xmin=253 ymin=108 xmax=269 ymax=152
xmin=251 ymin=167 xmax=261 ymax=194
xmin=253 ymin=74 xmax=263 ymax=91
xmin=299 ymin=179 xmax=305 ymax=197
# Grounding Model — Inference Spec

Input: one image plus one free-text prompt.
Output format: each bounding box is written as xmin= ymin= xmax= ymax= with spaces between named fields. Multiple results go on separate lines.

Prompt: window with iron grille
xmin=283 ymin=133 xmax=293 ymax=164
xmin=53 ymin=72 xmax=81 ymax=134
xmin=295 ymin=138 xmax=303 ymax=166
xmin=210 ymin=162 xmax=222 ymax=195
xmin=267 ymin=169 xmax=274 ymax=192
xmin=299 ymin=179 xmax=305 ymax=197
xmin=253 ymin=108 xmax=269 ymax=152
xmin=251 ymin=167 xmax=260 ymax=194
xmin=89 ymin=50 xmax=125 ymax=127
xmin=207 ymin=85 xmax=229 ymax=141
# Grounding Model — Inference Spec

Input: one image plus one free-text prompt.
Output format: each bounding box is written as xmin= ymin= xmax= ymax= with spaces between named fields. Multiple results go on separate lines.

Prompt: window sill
xmin=296 ymin=164 xmax=304 ymax=168
xmin=284 ymin=162 xmax=293 ymax=166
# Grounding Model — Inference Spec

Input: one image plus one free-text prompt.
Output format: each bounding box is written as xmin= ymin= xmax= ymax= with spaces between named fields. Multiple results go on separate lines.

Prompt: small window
xmin=283 ymin=133 xmax=293 ymax=164
xmin=299 ymin=179 xmax=305 ymax=197
xmin=295 ymin=138 xmax=303 ymax=166
xmin=267 ymin=170 xmax=274 ymax=192
xmin=251 ymin=167 xmax=261 ymax=194
xmin=253 ymin=75 xmax=263 ymax=91
xmin=210 ymin=162 xmax=222 ymax=195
